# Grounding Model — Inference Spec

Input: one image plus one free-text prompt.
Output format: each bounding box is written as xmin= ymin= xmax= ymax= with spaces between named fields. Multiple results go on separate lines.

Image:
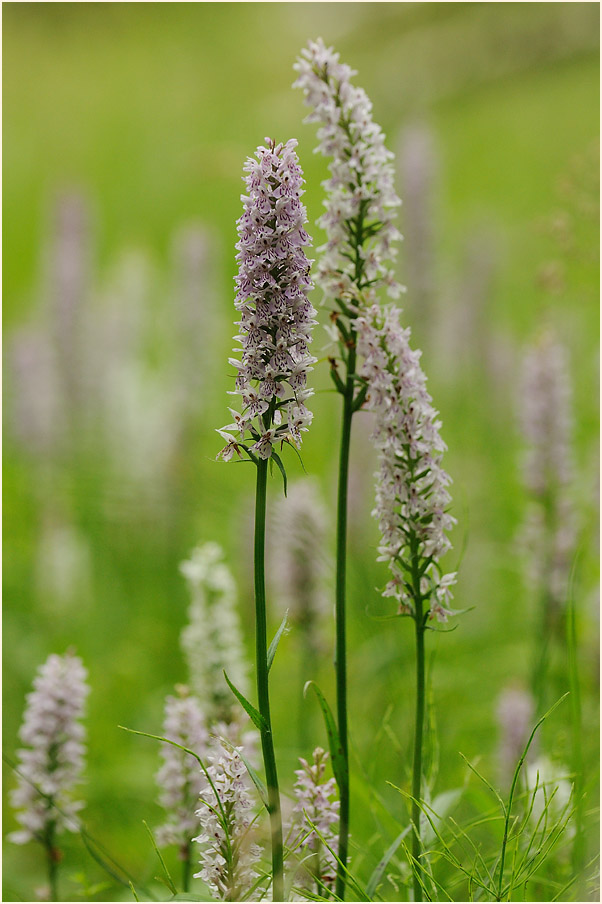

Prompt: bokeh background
xmin=3 ymin=3 xmax=599 ymax=901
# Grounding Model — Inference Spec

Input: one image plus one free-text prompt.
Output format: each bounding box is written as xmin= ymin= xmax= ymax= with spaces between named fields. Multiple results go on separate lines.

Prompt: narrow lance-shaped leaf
xmin=267 ymin=611 xmax=289 ymax=673
xmin=304 ymin=681 xmax=348 ymax=793
xmin=223 ymin=671 xmax=268 ymax=733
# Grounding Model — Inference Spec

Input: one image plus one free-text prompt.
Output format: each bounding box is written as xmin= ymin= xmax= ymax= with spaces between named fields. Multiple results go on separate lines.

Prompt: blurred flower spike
xmin=9 ymin=651 xmax=89 ymax=846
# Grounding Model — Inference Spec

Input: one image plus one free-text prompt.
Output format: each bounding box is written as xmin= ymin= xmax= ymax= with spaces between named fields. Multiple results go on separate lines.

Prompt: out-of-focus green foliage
xmin=3 ymin=4 xmax=599 ymax=901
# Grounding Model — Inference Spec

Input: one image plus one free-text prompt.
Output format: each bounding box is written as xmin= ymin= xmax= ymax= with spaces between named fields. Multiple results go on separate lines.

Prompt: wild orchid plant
xmin=294 ymin=38 xmax=402 ymax=897
xmin=217 ymin=136 xmax=316 ymax=900
xmin=155 ymin=543 xmax=257 ymax=891
xmin=9 ymin=39 xmax=591 ymax=904
xmin=357 ymin=302 xmax=457 ymax=899
xmin=193 ymin=740 xmax=263 ymax=901
xmin=8 ymin=651 xmax=89 ymax=902
xmin=288 ymin=747 xmax=340 ymax=898
xmin=155 ymin=688 xmax=209 ymax=891
xmin=519 ymin=330 xmax=576 ymax=712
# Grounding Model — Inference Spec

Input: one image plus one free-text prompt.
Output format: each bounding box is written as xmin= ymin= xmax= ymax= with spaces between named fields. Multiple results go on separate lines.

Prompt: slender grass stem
xmin=254 ymin=458 xmax=284 ymax=901
xmin=334 ymin=344 xmax=356 ymax=902
xmin=567 ymin=587 xmax=585 ymax=893
xmin=411 ymin=604 xmax=426 ymax=903
xmin=496 ymin=693 xmax=569 ymax=901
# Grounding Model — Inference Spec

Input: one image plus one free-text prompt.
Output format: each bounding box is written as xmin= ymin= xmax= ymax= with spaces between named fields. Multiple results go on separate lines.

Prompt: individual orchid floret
xmin=294 ymin=38 xmax=402 ymax=309
xmin=9 ymin=651 xmax=89 ymax=846
xmin=193 ymin=739 xmax=263 ymax=901
xmin=155 ymin=687 xmax=209 ymax=851
xmin=180 ymin=543 xmax=249 ymax=725
xmin=218 ymin=138 xmax=316 ymax=462
xmin=357 ymin=304 xmax=457 ymax=621
xmin=288 ymin=747 xmax=340 ymax=895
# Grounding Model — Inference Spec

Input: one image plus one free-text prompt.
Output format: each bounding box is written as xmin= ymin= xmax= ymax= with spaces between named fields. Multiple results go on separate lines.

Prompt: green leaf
xmin=223 ymin=671 xmax=268 ymax=733
xmin=300 ymin=808 xmax=371 ymax=901
xmin=366 ymin=827 xmax=410 ymax=898
xmin=352 ymin=383 xmax=369 ymax=412
xmin=270 ymin=449 xmax=287 ymax=496
xmin=267 ymin=610 xmax=289 ymax=672
xmin=458 ymin=752 xmax=506 ymax=814
xmin=142 ymin=821 xmax=176 ymax=896
xmin=330 ymin=363 xmax=347 ymax=394
xmin=303 ymin=681 xmax=348 ymax=793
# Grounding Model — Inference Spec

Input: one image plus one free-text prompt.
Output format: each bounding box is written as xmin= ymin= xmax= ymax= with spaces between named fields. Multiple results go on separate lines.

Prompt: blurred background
xmin=3 ymin=3 xmax=599 ymax=901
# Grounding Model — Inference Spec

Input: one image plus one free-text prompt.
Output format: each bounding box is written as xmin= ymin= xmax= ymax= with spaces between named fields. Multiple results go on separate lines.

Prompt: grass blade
xmin=267 ymin=610 xmax=289 ymax=672
xmin=303 ymin=681 xmax=348 ymax=792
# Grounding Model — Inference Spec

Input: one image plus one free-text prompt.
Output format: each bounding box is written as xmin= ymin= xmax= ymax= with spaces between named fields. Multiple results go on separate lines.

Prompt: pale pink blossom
xmin=218 ymin=138 xmax=316 ymax=462
xmin=357 ymin=304 xmax=456 ymax=620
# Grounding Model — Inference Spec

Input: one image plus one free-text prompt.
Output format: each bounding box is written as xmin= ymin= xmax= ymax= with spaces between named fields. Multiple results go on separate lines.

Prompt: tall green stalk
xmin=44 ymin=819 xmax=59 ymax=903
xmin=411 ymin=613 xmax=426 ymax=902
xmin=334 ymin=344 xmax=356 ymax=902
xmin=254 ymin=458 xmax=284 ymax=901
xmin=181 ymin=841 xmax=191 ymax=893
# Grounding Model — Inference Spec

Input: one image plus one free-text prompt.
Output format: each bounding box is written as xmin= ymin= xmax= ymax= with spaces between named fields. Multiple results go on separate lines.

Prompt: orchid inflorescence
xmin=357 ymin=303 xmax=457 ymax=622
xmin=217 ymin=137 xmax=316 ymax=464
xmin=9 ymin=652 xmax=89 ymax=847
xmin=294 ymin=38 xmax=402 ymax=313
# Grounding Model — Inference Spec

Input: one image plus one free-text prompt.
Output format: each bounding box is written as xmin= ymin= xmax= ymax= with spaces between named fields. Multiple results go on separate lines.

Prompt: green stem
xmin=411 ymin=610 xmax=426 ymax=902
xmin=254 ymin=458 xmax=284 ymax=901
xmin=44 ymin=820 xmax=59 ymax=903
xmin=181 ymin=841 xmax=191 ymax=893
xmin=334 ymin=345 xmax=356 ymax=902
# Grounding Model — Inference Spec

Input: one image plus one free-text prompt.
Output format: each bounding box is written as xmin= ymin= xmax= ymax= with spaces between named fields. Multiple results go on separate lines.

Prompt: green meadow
xmin=3 ymin=4 xmax=599 ymax=901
